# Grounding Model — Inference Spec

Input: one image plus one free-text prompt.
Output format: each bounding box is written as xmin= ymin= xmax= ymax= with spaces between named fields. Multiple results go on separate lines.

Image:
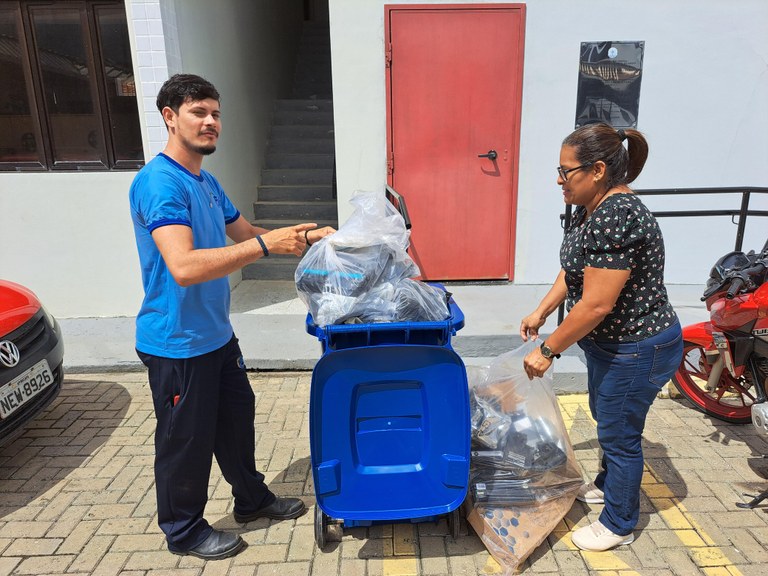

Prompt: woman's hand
xmin=520 ymin=312 xmax=546 ymax=341
xmin=523 ymin=346 xmax=553 ymax=380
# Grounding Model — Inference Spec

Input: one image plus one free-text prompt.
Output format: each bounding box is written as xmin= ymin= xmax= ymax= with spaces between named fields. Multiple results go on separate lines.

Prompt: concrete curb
xmin=59 ymin=282 xmax=708 ymax=395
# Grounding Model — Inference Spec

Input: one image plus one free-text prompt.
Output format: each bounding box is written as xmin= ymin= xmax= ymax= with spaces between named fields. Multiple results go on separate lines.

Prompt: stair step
xmin=300 ymin=25 xmax=330 ymax=36
xmin=295 ymin=59 xmax=332 ymax=72
xmin=293 ymin=72 xmax=332 ymax=86
xmin=300 ymin=32 xmax=330 ymax=39
xmin=257 ymin=185 xmax=334 ymax=202
xmin=298 ymin=33 xmax=331 ymax=44
xmin=275 ymin=99 xmax=333 ymax=112
xmin=267 ymin=138 xmax=335 ymax=154
xmin=292 ymin=85 xmax=333 ymax=97
xmin=294 ymin=60 xmax=331 ymax=71
xmin=297 ymin=47 xmax=331 ymax=57
xmin=296 ymin=52 xmax=333 ymax=66
xmin=254 ymin=200 xmax=337 ymax=220
xmin=298 ymin=40 xmax=331 ymax=49
xmin=242 ymin=258 xmax=303 ymax=281
xmin=252 ymin=218 xmax=338 ymax=230
xmin=265 ymin=153 xmax=334 ymax=169
xmin=299 ymin=32 xmax=330 ymax=41
xmin=291 ymin=89 xmax=333 ymax=99
xmin=292 ymin=90 xmax=333 ymax=100
xmin=292 ymin=79 xmax=332 ymax=90
xmin=247 ymin=16 xmax=336 ymax=275
xmin=273 ymin=110 xmax=333 ymax=126
xmin=270 ymin=125 xmax=334 ymax=139
xmin=261 ymin=168 xmax=333 ymax=185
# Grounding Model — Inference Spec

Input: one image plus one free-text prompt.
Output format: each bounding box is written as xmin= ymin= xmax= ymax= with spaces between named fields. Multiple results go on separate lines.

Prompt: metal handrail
xmin=557 ymin=186 xmax=768 ymax=323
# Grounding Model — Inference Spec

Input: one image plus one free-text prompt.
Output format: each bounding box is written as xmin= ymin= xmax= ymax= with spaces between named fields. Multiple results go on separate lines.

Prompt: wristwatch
xmin=540 ymin=341 xmax=561 ymax=359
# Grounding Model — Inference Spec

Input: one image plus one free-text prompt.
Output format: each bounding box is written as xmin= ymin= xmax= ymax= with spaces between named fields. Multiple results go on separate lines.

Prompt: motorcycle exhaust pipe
xmin=706 ymin=354 xmax=724 ymax=393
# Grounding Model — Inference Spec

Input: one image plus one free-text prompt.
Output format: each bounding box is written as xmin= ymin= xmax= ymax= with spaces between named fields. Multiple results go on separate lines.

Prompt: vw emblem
xmin=0 ymin=341 xmax=20 ymax=368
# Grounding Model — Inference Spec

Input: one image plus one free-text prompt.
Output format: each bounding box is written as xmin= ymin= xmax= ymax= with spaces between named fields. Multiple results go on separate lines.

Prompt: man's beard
xmin=193 ymin=144 xmax=216 ymax=156
xmin=180 ymin=132 xmax=217 ymax=156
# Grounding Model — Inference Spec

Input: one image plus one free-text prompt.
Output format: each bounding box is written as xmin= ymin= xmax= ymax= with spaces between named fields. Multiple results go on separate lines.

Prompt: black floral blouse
xmin=560 ymin=193 xmax=677 ymax=342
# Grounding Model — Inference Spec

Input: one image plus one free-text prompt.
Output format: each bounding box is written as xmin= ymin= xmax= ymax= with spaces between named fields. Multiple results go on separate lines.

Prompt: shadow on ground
xmin=669 ymin=396 xmax=768 ymax=510
xmin=0 ymin=378 xmax=131 ymax=519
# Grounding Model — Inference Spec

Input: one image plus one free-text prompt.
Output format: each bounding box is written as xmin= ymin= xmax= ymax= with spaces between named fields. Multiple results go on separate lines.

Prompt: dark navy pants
xmin=578 ymin=322 xmax=683 ymax=536
xmin=138 ymin=335 xmax=275 ymax=550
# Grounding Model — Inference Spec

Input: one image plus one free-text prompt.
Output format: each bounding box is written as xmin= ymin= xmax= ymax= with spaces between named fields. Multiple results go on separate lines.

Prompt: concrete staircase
xmin=244 ymin=21 xmax=337 ymax=280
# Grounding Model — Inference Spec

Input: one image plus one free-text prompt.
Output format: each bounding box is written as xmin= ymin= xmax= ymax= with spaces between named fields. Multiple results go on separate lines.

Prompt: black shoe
xmin=234 ymin=497 xmax=307 ymax=523
xmin=169 ymin=529 xmax=245 ymax=560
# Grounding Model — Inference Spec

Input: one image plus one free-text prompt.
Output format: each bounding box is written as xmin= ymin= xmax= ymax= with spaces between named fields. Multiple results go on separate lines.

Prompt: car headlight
xmin=42 ymin=305 xmax=57 ymax=330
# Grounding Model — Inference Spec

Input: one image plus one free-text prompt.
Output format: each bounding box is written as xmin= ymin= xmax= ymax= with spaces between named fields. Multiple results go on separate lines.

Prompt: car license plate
xmin=0 ymin=360 xmax=54 ymax=419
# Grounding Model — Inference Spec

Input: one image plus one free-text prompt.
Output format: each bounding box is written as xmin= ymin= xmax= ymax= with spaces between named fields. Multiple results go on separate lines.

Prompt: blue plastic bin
xmin=306 ymin=291 xmax=470 ymax=549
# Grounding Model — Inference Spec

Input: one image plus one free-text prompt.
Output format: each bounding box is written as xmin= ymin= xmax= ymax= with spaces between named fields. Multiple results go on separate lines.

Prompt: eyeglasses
xmin=557 ymin=162 xmax=594 ymax=181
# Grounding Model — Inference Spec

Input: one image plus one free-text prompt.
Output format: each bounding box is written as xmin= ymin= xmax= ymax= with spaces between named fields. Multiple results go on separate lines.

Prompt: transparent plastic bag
xmin=394 ymin=279 xmax=450 ymax=322
xmin=467 ymin=340 xmax=581 ymax=574
xmin=295 ymin=190 xmax=448 ymax=326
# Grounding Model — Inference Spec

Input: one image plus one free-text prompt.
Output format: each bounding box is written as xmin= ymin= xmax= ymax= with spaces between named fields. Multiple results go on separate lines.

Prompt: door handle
xmin=477 ymin=150 xmax=497 ymax=161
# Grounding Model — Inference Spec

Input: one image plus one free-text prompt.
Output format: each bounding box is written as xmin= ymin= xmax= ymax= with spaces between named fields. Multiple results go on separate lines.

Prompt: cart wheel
xmin=314 ymin=505 xmax=329 ymax=550
xmin=448 ymin=509 xmax=461 ymax=539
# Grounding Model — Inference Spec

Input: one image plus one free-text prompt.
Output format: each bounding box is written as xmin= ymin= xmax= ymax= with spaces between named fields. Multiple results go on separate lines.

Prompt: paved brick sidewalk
xmin=1 ymin=372 xmax=767 ymax=575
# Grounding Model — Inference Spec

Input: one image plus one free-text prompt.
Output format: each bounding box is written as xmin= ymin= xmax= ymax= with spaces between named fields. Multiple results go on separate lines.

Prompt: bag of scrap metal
xmin=466 ymin=341 xmax=582 ymax=574
xmin=295 ymin=190 xmax=450 ymax=327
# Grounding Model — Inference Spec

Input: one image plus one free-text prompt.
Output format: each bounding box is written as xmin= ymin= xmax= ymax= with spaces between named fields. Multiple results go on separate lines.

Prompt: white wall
xmin=0 ymin=173 xmax=141 ymax=317
xmin=328 ymin=0 xmax=768 ymax=284
xmin=0 ymin=0 xmax=304 ymax=318
xmin=171 ymin=0 xmax=303 ymax=215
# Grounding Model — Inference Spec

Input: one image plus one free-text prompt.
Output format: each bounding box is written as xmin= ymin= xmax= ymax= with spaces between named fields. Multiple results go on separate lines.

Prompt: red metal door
xmin=386 ymin=4 xmax=525 ymax=280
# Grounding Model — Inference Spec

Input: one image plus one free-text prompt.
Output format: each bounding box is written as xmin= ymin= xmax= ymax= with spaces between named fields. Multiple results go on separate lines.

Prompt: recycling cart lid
xmin=310 ymin=344 xmax=470 ymax=521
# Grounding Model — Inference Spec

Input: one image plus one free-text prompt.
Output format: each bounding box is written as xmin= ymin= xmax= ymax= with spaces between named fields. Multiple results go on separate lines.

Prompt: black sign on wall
xmin=575 ymin=41 xmax=644 ymax=129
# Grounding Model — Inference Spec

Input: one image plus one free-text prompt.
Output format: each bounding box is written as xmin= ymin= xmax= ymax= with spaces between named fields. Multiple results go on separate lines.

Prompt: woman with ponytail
xmin=519 ymin=122 xmax=682 ymax=551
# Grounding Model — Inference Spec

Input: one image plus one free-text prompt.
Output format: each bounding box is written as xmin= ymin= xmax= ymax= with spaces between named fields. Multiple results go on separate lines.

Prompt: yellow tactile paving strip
xmin=379 ymin=393 xmax=753 ymax=575
xmin=557 ymin=395 xmax=745 ymax=576
xmin=2 ymin=373 xmax=764 ymax=575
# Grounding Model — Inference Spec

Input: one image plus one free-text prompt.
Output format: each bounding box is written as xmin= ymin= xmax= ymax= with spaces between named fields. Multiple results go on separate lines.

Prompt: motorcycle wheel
xmin=672 ymin=340 xmax=755 ymax=424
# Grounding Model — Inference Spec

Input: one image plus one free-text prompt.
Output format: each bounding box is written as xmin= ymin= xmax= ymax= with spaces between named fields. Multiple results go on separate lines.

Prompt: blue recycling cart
xmin=306 ymin=291 xmax=470 ymax=549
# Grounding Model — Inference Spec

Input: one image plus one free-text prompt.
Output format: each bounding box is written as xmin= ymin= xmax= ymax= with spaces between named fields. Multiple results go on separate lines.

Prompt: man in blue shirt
xmin=130 ymin=74 xmax=333 ymax=560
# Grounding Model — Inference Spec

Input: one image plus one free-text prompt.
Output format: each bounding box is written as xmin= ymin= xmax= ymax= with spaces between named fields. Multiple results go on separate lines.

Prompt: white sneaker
xmin=571 ymin=521 xmax=634 ymax=551
xmin=576 ymin=482 xmax=605 ymax=504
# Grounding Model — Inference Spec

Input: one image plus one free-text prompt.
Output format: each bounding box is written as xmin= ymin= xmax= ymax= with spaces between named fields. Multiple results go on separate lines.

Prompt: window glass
xmin=30 ymin=6 xmax=107 ymax=165
xmin=0 ymin=7 xmax=44 ymax=165
xmin=95 ymin=5 xmax=142 ymax=162
xmin=1 ymin=1 xmax=143 ymax=171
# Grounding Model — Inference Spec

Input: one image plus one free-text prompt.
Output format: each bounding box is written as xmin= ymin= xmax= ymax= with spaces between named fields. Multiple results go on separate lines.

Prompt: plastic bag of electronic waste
xmin=295 ymin=190 xmax=449 ymax=326
xmin=466 ymin=340 xmax=581 ymax=575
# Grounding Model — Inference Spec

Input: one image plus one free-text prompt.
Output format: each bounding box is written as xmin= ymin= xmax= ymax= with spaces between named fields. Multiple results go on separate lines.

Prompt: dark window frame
xmin=0 ymin=0 xmax=144 ymax=172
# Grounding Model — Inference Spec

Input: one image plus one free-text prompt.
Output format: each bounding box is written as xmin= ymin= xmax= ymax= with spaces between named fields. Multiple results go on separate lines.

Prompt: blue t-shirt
xmin=129 ymin=153 xmax=241 ymax=358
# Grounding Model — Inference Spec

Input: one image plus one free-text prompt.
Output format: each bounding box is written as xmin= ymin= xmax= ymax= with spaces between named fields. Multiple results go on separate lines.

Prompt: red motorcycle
xmin=673 ymin=241 xmax=768 ymax=423
xmin=672 ymin=241 xmax=768 ymax=507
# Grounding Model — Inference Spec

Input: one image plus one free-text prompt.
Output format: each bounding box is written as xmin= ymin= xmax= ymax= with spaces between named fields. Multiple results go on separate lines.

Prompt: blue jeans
xmin=578 ymin=321 xmax=683 ymax=535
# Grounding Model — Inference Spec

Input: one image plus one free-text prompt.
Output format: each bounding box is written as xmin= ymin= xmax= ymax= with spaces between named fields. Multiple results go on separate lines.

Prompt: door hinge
xmin=387 ymin=155 xmax=394 ymax=175
xmin=385 ymin=43 xmax=392 ymax=68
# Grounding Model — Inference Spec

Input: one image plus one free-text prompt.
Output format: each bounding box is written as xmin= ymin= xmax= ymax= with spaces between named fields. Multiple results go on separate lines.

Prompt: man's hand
xmin=260 ymin=223 xmax=317 ymax=256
